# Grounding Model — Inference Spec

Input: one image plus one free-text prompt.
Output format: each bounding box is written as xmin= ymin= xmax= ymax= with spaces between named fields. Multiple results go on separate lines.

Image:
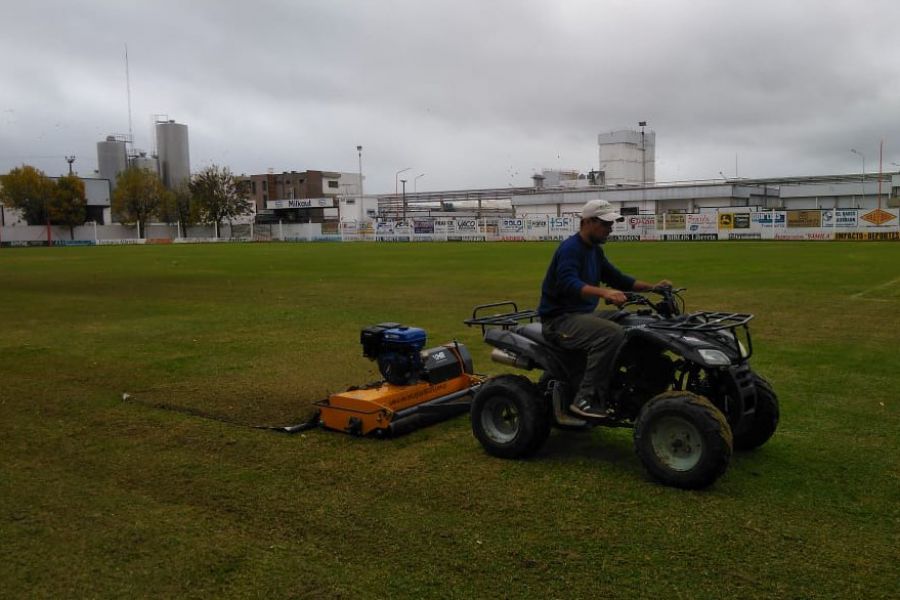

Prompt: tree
xmin=0 ymin=165 xmax=56 ymax=225
xmin=112 ymin=167 xmax=169 ymax=238
xmin=158 ymin=181 xmax=197 ymax=237
xmin=50 ymin=174 xmax=87 ymax=240
xmin=190 ymin=165 xmax=253 ymax=237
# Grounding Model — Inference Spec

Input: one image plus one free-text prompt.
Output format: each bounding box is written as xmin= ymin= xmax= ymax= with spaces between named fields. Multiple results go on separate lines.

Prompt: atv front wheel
xmin=633 ymin=392 xmax=733 ymax=489
xmin=472 ymin=374 xmax=550 ymax=458
xmin=733 ymin=373 xmax=780 ymax=451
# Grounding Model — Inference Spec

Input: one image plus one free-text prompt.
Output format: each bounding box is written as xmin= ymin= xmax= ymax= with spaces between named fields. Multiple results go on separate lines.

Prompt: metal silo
xmin=156 ymin=119 xmax=191 ymax=189
xmin=132 ymin=151 xmax=158 ymax=175
xmin=97 ymin=136 xmax=128 ymax=190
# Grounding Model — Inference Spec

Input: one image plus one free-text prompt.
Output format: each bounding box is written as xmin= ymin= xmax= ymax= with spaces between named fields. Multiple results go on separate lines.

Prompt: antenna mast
xmin=125 ymin=44 xmax=134 ymax=152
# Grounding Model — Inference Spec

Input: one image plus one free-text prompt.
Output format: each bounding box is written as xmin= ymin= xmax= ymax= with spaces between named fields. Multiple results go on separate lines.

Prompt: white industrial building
xmin=598 ymin=128 xmax=656 ymax=186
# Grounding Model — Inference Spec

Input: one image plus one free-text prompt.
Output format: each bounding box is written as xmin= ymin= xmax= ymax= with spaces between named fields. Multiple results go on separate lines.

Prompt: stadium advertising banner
xmin=549 ymin=216 xmax=574 ymax=236
xmin=859 ymin=208 xmax=898 ymax=227
xmin=627 ymin=215 xmax=656 ymax=230
xmin=266 ymin=197 xmax=334 ymax=209
xmin=658 ymin=214 xmax=685 ymax=230
xmin=413 ymin=219 xmax=434 ymax=234
xmin=751 ymin=211 xmax=787 ymax=228
xmin=341 ymin=220 xmax=358 ymax=234
xmin=499 ymin=218 xmax=524 ymax=234
xmin=836 ymin=230 xmax=900 ymax=240
xmin=718 ymin=213 xmax=734 ymax=230
xmin=496 ymin=218 xmax=523 ymax=241
xmin=376 ymin=221 xmax=395 ymax=235
xmin=787 ymin=210 xmax=822 ymax=228
xmin=455 ymin=218 xmax=479 ymax=234
xmin=686 ymin=213 xmax=718 ymax=233
xmin=822 ymin=209 xmax=858 ymax=228
xmin=432 ymin=219 xmax=453 ymax=235
xmin=526 ymin=216 xmax=548 ymax=236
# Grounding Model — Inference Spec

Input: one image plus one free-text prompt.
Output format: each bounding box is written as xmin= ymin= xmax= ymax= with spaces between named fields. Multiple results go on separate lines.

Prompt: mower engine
xmin=361 ymin=323 xmax=473 ymax=385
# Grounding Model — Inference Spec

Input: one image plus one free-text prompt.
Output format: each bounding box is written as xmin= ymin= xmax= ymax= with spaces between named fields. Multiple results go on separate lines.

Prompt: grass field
xmin=1 ymin=241 xmax=898 ymax=598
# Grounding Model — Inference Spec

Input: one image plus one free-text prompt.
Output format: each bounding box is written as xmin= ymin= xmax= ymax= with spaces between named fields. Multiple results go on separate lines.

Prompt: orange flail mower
xmin=314 ymin=324 xmax=482 ymax=437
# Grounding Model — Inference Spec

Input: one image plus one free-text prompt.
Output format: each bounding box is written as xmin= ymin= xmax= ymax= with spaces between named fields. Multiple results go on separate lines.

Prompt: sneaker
xmin=569 ymin=396 xmax=614 ymax=418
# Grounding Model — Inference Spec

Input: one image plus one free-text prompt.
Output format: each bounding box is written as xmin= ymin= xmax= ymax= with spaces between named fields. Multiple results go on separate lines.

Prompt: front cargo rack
xmin=464 ymin=301 xmax=538 ymax=335
xmin=647 ymin=311 xmax=753 ymax=332
xmin=649 ymin=311 xmax=754 ymax=360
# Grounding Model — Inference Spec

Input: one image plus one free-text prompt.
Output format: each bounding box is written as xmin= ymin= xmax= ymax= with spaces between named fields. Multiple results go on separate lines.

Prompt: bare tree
xmin=190 ymin=165 xmax=253 ymax=237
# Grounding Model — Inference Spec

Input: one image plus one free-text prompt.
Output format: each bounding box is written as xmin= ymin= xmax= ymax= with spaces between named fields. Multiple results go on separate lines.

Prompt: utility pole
xmin=65 ymin=156 xmax=75 ymax=175
xmin=639 ymin=121 xmax=647 ymax=214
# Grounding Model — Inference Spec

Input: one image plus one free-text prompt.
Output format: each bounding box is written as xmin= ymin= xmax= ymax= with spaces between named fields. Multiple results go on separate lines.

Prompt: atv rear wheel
xmin=634 ymin=392 xmax=732 ymax=489
xmin=472 ymin=374 xmax=550 ymax=459
xmin=733 ymin=373 xmax=780 ymax=451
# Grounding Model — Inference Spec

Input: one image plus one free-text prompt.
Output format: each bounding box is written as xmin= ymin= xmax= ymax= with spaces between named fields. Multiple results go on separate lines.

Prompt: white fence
xmin=344 ymin=209 xmax=900 ymax=242
xmin=2 ymin=208 xmax=899 ymax=246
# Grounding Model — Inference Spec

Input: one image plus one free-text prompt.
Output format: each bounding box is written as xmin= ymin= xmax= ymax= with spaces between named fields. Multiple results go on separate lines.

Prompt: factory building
xmin=246 ymin=170 xmax=369 ymax=224
xmin=598 ymin=128 xmax=656 ymax=186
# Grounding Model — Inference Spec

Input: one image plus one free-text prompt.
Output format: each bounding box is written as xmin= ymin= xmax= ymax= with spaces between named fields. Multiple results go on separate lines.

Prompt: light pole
xmin=850 ymin=148 xmax=865 ymax=205
xmin=356 ymin=145 xmax=363 ymax=202
xmin=414 ymin=173 xmax=425 ymax=193
xmin=400 ymin=179 xmax=408 ymax=223
xmin=395 ymin=167 xmax=411 ymax=195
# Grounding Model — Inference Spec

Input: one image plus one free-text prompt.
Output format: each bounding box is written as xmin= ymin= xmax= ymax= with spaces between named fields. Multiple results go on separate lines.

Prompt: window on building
xmin=345 ymin=199 xmax=355 ymax=205
xmin=263 ymin=181 xmax=268 ymax=192
xmin=328 ymin=181 xmax=339 ymax=189
xmin=251 ymin=181 xmax=257 ymax=194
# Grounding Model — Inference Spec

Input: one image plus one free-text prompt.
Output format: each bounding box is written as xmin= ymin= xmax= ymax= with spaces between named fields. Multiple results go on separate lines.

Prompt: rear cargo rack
xmin=464 ymin=301 xmax=538 ymax=334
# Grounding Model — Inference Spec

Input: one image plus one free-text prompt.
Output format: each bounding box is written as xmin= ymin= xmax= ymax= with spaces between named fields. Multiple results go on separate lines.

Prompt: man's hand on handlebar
xmin=600 ymin=288 xmax=628 ymax=306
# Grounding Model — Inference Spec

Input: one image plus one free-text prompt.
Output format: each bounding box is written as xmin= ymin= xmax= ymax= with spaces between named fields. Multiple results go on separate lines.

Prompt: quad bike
xmin=464 ymin=288 xmax=779 ymax=489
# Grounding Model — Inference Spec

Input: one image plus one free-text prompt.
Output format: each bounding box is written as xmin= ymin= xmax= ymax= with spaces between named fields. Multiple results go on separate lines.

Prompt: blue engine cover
xmin=381 ymin=326 xmax=427 ymax=351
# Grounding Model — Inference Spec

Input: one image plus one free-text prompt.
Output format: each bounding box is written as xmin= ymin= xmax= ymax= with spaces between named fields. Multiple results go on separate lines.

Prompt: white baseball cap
xmin=582 ymin=199 xmax=623 ymax=222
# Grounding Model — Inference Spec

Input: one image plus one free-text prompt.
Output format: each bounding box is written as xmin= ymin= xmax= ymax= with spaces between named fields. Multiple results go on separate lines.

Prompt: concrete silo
xmin=97 ymin=136 xmax=128 ymax=190
xmin=155 ymin=119 xmax=190 ymax=189
xmin=598 ymin=129 xmax=656 ymax=186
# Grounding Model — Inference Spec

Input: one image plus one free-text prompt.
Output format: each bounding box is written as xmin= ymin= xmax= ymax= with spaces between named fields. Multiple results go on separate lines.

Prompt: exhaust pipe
xmin=490 ymin=348 xmax=533 ymax=370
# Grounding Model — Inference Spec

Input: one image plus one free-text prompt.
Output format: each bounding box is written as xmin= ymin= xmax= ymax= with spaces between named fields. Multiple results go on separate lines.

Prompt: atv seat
xmin=516 ymin=322 xmax=549 ymax=345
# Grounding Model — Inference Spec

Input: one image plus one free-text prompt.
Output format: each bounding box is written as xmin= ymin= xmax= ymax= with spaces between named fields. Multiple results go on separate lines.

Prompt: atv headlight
xmin=698 ymin=348 xmax=731 ymax=366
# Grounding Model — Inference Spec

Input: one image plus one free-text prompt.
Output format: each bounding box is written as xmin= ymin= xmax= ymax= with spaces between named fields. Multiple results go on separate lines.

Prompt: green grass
xmin=1 ymin=241 xmax=898 ymax=598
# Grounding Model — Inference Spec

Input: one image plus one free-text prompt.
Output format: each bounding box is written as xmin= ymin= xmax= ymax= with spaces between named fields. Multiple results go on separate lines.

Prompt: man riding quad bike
xmin=464 ymin=200 xmax=779 ymax=489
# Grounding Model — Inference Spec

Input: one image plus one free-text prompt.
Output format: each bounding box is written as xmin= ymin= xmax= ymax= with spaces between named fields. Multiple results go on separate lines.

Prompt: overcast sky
xmin=2 ymin=0 xmax=899 ymax=193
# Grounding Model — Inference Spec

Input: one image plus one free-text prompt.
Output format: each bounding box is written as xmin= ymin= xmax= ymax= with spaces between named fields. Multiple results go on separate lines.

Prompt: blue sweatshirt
xmin=537 ymin=234 xmax=636 ymax=318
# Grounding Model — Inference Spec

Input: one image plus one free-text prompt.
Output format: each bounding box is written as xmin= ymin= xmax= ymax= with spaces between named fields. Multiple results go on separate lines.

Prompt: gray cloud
xmin=2 ymin=0 xmax=899 ymax=192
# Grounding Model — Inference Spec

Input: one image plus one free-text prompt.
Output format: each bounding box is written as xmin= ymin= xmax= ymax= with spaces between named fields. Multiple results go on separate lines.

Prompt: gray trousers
xmin=542 ymin=312 xmax=625 ymax=404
